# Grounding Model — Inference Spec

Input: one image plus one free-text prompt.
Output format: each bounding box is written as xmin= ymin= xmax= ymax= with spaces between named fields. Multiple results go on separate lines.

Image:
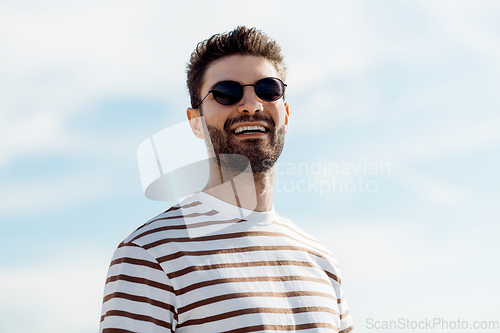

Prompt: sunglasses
xmin=195 ymin=77 xmax=287 ymax=109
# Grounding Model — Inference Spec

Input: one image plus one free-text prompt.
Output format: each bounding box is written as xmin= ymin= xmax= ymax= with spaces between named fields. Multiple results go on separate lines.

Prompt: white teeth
xmin=234 ymin=125 xmax=266 ymax=134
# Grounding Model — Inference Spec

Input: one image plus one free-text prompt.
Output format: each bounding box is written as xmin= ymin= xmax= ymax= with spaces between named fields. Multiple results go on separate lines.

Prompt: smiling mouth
xmin=232 ymin=125 xmax=269 ymax=135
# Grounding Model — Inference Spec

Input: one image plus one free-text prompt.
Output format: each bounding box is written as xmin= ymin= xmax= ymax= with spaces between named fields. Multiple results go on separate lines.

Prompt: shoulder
xmin=269 ymin=213 xmax=347 ymax=291
xmin=121 ymin=194 xmax=215 ymax=247
xmin=274 ymin=213 xmax=336 ymax=255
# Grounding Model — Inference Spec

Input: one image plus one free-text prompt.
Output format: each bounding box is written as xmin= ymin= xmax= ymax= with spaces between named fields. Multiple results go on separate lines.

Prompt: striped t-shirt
xmin=100 ymin=191 xmax=355 ymax=332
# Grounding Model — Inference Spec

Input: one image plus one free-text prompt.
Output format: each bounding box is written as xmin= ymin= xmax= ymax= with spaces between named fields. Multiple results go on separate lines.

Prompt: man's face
xmin=188 ymin=55 xmax=290 ymax=173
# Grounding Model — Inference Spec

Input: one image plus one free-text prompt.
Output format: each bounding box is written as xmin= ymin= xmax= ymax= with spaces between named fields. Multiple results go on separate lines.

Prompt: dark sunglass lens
xmin=212 ymin=81 xmax=243 ymax=105
xmin=255 ymin=78 xmax=284 ymax=101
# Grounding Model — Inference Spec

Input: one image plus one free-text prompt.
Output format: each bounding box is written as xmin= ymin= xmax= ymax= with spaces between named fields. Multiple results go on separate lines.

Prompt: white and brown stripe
xmin=100 ymin=192 xmax=355 ymax=332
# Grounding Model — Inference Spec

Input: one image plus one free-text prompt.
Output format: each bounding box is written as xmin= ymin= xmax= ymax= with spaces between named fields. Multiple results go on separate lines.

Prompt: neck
xmin=202 ymin=159 xmax=275 ymax=212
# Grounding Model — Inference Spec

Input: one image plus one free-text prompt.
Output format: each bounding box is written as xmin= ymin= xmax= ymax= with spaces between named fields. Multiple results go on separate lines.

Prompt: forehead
xmin=202 ymin=55 xmax=279 ymax=91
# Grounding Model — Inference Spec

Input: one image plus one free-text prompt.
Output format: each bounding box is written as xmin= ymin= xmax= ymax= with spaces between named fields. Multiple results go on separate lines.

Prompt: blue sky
xmin=1 ymin=1 xmax=499 ymax=332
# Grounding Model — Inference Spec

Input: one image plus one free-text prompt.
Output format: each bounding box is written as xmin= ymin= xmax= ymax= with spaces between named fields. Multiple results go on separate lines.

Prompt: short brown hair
xmin=186 ymin=26 xmax=286 ymax=109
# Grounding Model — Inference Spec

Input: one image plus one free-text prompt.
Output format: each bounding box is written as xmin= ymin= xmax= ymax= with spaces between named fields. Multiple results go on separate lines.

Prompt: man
xmin=100 ymin=26 xmax=355 ymax=333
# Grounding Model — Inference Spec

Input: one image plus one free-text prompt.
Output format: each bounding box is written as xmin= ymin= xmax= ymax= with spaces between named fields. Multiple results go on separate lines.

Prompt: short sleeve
xmin=326 ymin=261 xmax=355 ymax=333
xmin=337 ymin=288 xmax=355 ymax=333
xmin=99 ymin=242 xmax=177 ymax=333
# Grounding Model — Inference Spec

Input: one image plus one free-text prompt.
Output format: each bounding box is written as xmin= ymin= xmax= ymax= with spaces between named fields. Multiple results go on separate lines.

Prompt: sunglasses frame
xmin=194 ymin=77 xmax=287 ymax=109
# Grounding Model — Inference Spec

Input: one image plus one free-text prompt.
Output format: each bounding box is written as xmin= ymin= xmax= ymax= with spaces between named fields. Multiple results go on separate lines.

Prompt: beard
xmin=204 ymin=114 xmax=286 ymax=174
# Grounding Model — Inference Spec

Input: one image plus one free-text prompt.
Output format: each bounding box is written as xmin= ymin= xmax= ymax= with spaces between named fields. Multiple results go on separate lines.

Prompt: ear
xmin=186 ymin=108 xmax=205 ymax=140
xmin=284 ymin=102 xmax=290 ymax=134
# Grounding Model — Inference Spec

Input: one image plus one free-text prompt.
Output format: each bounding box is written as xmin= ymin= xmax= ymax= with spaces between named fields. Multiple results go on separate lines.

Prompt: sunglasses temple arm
xmin=194 ymin=91 xmax=211 ymax=109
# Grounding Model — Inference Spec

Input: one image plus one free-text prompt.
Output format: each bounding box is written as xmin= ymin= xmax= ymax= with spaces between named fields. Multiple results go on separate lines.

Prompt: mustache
xmin=223 ymin=114 xmax=276 ymax=132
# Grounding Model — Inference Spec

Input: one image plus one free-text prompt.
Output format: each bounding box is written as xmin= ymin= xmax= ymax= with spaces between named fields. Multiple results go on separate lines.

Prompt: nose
xmin=237 ymin=86 xmax=263 ymax=115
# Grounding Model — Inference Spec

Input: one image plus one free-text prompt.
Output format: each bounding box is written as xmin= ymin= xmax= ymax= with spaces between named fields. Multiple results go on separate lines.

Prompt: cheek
xmin=203 ymin=109 xmax=228 ymax=128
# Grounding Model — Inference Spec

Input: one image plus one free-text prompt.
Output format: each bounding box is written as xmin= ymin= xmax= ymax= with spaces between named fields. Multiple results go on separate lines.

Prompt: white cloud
xmin=359 ymin=116 xmax=500 ymax=164
xmin=402 ymin=173 xmax=470 ymax=208
xmin=306 ymin=217 xmax=500 ymax=322
xmin=0 ymin=109 xmax=71 ymax=166
xmin=311 ymin=219 xmax=473 ymax=282
xmin=0 ymin=251 xmax=110 ymax=333
xmin=421 ymin=0 xmax=500 ymax=70
xmin=0 ymin=165 xmax=123 ymax=218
